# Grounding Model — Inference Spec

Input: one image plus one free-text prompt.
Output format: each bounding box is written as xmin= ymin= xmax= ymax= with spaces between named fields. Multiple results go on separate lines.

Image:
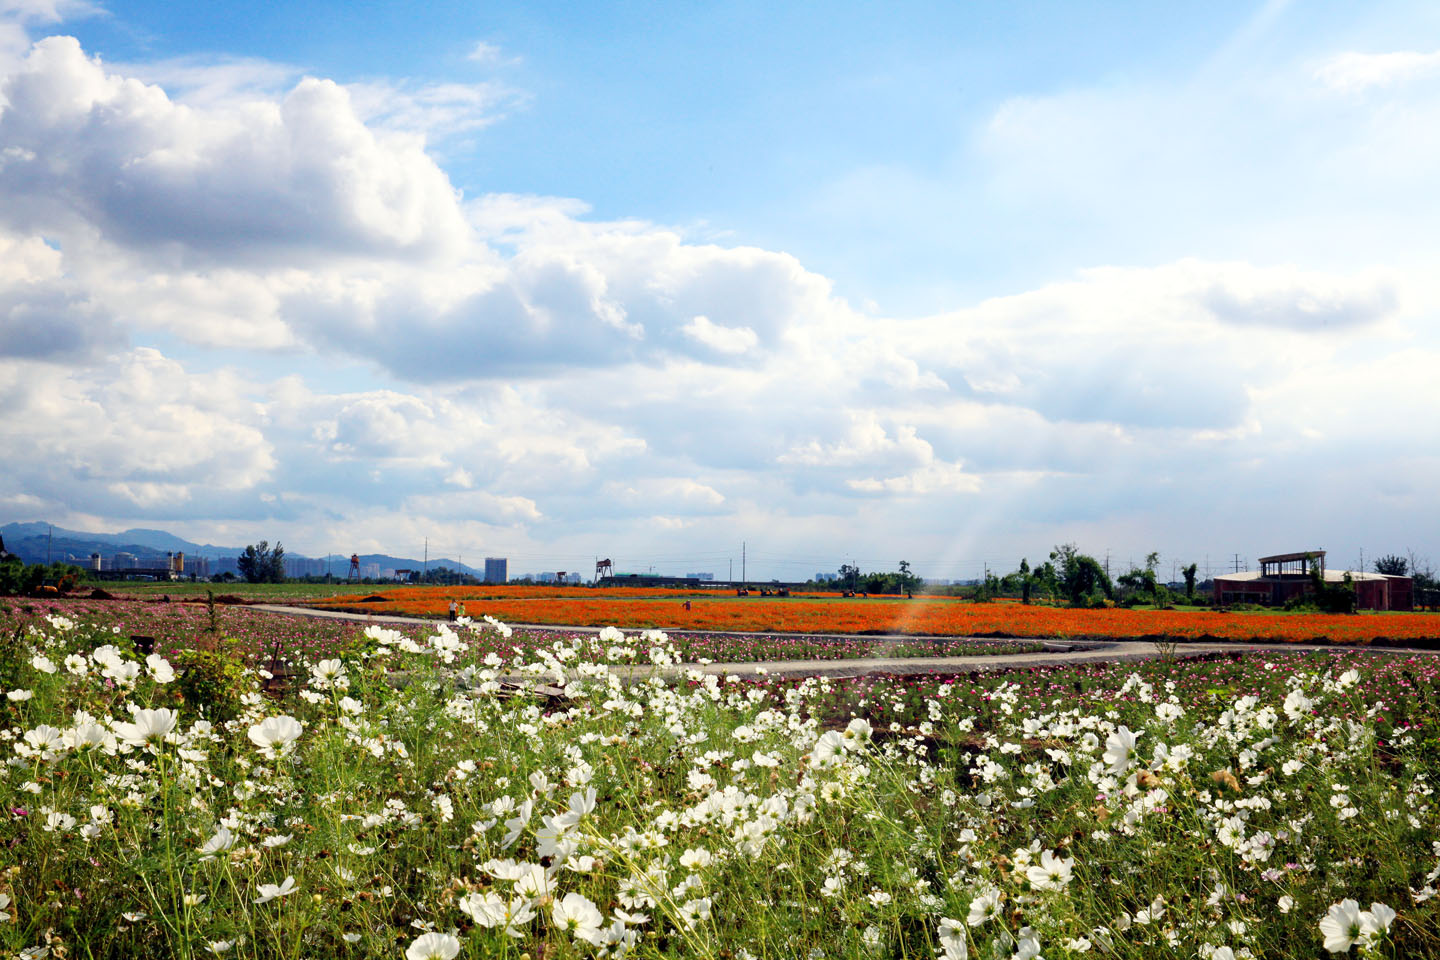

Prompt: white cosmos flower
xmin=1283 ymin=689 xmax=1314 ymax=720
xmin=112 ymin=708 xmax=178 ymax=747
xmin=680 ymin=848 xmax=714 ymax=870
xmin=253 ymin=876 xmax=297 ymax=904
xmin=568 ymin=787 xmax=597 ymax=817
xmin=248 ymin=716 xmax=304 ymax=758
xmin=501 ymin=799 xmax=532 ymax=847
xmin=30 ymin=655 xmax=57 ymax=674
xmin=553 ymin=892 xmax=605 ymax=944
xmin=92 ymin=644 xmax=123 ymax=667
xmin=146 ymin=654 xmax=176 ymax=683
xmin=502 ymin=898 xmax=538 ymax=937
xmin=23 ymin=725 xmax=66 ymax=757
xmin=809 ymin=730 xmax=847 ymax=769
xmin=405 ymin=932 xmax=460 ymax=960
xmin=1361 ymin=902 xmax=1396 ymax=942
xmin=66 ymin=722 xmax=116 ymax=753
xmin=1103 ymin=726 xmax=1139 ymax=775
xmin=1026 ymin=850 xmax=1074 ymax=891
xmin=104 ymin=659 xmax=143 ymax=686
xmin=1319 ymin=899 xmax=1364 ymax=953
xmin=967 ymin=888 xmax=1002 ymax=926
xmin=363 ymin=625 xmax=403 ymax=646
xmin=459 ymin=891 xmax=508 ymax=927
xmin=843 ymin=718 xmax=874 ymax=743
xmin=938 ymin=918 xmax=968 ymax=960
xmin=309 ymin=659 xmax=347 ymax=688
xmin=199 ymin=826 xmax=236 ymax=860
xmin=513 ymin=863 xmax=554 ymax=901
xmin=678 ymin=896 xmax=712 ymax=930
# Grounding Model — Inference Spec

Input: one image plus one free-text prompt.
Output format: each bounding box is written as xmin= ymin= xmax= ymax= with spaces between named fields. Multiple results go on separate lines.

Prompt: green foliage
xmin=0 ymin=624 xmax=24 ymax=692
xmin=237 ymin=540 xmax=287 ymax=584
xmin=824 ymin=562 xmax=921 ymax=595
xmin=1373 ymin=554 xmax=1408 ymax=576
xmin=1309 ymin=557 xmax=1358 ymax=614
xmin=0 ymin=558 xmax=86 ymax=596
xmin=1183 ymin=562 xmax=1198 ymax=601
xmin=175 ymin=642 xmax=254 ymax=722
xmin=0 ymin=554 xmax=22 ymax=595
xmin=1049 ymin=543 xmax=1113 ymax=606
xmin=1117 ymin=551 xmax=1164 ymax=607
xmin=205 ymin=589 xmax=221 ymax=635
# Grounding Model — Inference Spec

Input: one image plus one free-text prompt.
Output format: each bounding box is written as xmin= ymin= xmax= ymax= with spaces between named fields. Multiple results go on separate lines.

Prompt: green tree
xmin=897 ymin=560 xmax=920 ymax=596
xmin=1049 ymin=543 xmax=1113 ymax=606
xmin=1018 ymin=558 xmax=1033 ymax=604
xmin=1308 ymin=555 xmax=1356 ymax=614
xmin=0 ymin=553 xmax=22 ymax=595
xmin=1373 ymin=554 xmax=1408 ymax=576
xmin=1183 ymin=563 xmax=1198 ymax=601
xmin=237 ymin=541 xmax=287 ymax=584
xmin=1117 ymin=552 xmax=1161 ymax=604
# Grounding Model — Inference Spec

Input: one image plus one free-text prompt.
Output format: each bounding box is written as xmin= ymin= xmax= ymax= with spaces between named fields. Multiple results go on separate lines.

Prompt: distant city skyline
xmin=2 ymin=2 xmax=1439 ymax=573
xmin=7 ymin=518 xmax=1419 ymax=586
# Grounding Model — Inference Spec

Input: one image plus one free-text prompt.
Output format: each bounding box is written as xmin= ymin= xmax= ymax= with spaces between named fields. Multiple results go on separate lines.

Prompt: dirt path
xmin=248 ymin=603 xmax=1438 ymax=677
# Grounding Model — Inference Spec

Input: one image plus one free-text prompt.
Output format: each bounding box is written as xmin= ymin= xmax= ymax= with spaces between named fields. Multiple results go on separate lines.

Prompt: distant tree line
xmin=0 ymin=557 xmax=86 ymax=596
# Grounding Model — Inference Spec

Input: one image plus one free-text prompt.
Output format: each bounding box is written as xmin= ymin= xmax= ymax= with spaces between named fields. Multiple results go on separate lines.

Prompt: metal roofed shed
xmin=1257 ymin=551 xmax=1325 ymax=578
xmin=1214 ymin=549 xmax=1412 ymax=611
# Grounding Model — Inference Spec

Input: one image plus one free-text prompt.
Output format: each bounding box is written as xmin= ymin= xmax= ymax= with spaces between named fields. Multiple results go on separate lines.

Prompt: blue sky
xmin=2 ymin=0 xmax=1440 ymax=581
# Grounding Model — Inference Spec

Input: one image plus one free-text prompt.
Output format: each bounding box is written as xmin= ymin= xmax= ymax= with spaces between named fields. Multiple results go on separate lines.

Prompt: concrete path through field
xmin=248 ymin=604 xmax=1437 ymax=678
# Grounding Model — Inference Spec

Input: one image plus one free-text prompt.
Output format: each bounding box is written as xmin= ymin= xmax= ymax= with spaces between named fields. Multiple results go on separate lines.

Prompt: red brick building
xmin=1213 ymin=550 xmax=1413 ymax=611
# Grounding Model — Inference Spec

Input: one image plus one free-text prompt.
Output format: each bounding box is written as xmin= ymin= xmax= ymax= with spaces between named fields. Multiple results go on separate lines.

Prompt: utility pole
xmin=729 ymin=558 xmax=732 ymax=581
xmin=1233 ymin=553 xmax=1241 ymax=574
xmin=1104 ymin=550 xmax=1110 ymax=580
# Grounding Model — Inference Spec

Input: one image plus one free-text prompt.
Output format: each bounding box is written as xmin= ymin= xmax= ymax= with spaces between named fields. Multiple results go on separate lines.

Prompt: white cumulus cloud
xmin=1315 ymin=49 xmax=1440 ymax=92
xmin=681 ymin=315 xmax=758 ymax=355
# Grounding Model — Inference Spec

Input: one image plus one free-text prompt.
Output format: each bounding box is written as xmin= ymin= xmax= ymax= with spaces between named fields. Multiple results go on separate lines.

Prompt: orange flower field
xmin=310 ymin=588 xmax=1440 ymax=644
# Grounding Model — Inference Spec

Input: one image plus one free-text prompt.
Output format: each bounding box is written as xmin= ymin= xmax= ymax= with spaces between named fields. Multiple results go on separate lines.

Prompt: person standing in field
xmin=448 ymin=600 xmax=457 ymax=622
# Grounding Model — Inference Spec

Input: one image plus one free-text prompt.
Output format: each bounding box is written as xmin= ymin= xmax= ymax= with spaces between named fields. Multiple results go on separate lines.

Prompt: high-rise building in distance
xmin=484 ymin=557 xmax=508 ymax=584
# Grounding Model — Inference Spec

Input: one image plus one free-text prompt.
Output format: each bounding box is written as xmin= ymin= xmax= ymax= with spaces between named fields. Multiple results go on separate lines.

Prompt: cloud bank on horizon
xmin=1 ymin=1 xmax=1438 ymax=579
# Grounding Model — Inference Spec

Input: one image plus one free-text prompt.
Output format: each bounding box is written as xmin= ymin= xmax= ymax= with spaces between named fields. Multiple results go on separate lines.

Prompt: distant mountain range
xmin=0 ymin=521 xmax=480 ymax=577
